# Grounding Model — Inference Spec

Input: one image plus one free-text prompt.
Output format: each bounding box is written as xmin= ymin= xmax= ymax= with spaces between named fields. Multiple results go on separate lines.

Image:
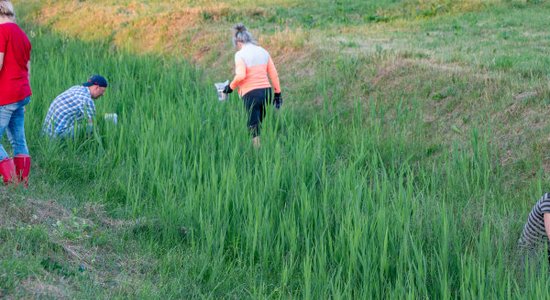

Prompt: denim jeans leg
xmin=0 ymin=102 xmax=20 ymax=160
xmin=6 ymin=97 xmax=30 ymax=156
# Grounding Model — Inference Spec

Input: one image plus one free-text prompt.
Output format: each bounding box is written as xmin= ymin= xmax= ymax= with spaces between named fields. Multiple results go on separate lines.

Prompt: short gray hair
xmin=0 ymin=1 xmax=15 ymax=19
xmin=232 ymin=23 xmax=257 ymax=47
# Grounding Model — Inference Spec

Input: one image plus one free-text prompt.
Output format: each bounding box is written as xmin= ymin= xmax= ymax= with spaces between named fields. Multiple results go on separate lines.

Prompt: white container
xmin=104 ymin=113 xmax=118 ymax=125
xmin=215 ymin=80 xmax=229 ymax=101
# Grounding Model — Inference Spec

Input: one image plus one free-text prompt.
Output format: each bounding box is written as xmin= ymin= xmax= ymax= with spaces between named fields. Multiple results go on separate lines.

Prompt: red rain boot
xmin=0 ymin=158 xmax=15 ymax=184
xmin=14 ymin=155 xmax=31 ymax=188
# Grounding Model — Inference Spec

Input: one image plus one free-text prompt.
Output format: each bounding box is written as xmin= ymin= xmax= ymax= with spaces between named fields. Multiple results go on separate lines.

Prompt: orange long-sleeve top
xmin=229 ymin=43 xmax=281 ymax=97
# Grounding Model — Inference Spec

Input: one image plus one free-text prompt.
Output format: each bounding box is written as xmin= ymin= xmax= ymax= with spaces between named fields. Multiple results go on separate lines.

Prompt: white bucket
xmin=215 ymin=80 xmax=229 ymax=101
xmin=104 ymin=113 xmax=118 ymax=125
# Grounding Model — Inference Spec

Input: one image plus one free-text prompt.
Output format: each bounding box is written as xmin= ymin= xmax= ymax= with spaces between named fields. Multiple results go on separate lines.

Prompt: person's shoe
xmin=14 ymin=155 xmax=31 ymax=188
xmin=0 ymin=158 xmax=15 ymax=184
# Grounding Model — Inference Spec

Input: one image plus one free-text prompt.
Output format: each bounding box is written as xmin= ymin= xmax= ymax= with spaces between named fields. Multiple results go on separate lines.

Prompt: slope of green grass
xmin=0 ymin=22 xmax=547 ymax=298
xmin=3 ymin=0 xmax=550 ymax=298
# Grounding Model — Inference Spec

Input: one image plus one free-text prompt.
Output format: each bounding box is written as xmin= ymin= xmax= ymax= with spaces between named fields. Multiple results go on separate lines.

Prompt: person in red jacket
xmin=223 ymin=23 xmax=282 ymax=148
xmin=0 ymin=1 xmax=32 ymax=187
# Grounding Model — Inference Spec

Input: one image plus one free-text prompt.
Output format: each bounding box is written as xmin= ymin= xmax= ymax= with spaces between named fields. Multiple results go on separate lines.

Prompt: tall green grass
xmin=16 ymin=24 xmax=549 ymax=298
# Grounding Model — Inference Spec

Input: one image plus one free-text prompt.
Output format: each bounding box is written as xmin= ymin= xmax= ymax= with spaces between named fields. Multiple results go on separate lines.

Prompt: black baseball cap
xmin=82 ymin=75 xmax=108 ymax=88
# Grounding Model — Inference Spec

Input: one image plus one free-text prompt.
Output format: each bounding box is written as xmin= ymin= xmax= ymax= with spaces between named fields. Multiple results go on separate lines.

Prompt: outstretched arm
xmin=267 ymin=56 xmax=281 ymax=93
xmin=230 ymin=58 xmax=246 ymax=90
xmin=86 ymin=118 xmax=94 ymax=135
xmin=544 ymin=213 xmax=550 ymax=241
xmin=81 ymin=99 xmax=96 ymax=135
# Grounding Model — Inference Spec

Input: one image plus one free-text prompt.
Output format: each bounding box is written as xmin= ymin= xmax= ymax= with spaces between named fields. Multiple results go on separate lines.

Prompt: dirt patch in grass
xmin=0 ymin=190 xmax=159 ymax=298
xmin=18 ymin=279 xmax=69 ymax=300
xmin=371 ymin=59 xmax=409 ymax=87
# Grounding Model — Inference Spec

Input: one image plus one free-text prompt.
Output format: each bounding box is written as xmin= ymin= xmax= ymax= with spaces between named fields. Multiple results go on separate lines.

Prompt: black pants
xmin=243 ymin=88 xmax=272 ymax=137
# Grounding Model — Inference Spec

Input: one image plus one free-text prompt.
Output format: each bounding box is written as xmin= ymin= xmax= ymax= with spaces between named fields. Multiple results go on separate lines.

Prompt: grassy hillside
xmin=18 ymin=0 xmax=550 ymax=180
xmin=3 ymin=0 xmax=550 ymax=298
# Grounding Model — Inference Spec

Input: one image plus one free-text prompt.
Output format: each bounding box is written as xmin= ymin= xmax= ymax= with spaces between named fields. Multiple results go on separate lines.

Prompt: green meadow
xmin=2 ymin=0 xmax=550 ymax=298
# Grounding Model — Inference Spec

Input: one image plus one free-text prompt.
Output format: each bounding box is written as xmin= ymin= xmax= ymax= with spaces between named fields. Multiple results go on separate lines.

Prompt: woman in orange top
xmin=223 ymin=23 xmax=282 ymax=148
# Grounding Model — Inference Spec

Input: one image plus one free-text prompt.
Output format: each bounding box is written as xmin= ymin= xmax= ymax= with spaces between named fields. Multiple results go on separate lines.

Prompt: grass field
xmin=2 ymin=0 xmax=550 ymax=298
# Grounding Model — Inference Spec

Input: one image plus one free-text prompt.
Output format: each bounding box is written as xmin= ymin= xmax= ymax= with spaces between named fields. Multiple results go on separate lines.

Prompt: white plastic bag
xmin=104 ymin=113 xmax=118 ymax=125
xmin=214 ymin=80 xmax=229 ymax=101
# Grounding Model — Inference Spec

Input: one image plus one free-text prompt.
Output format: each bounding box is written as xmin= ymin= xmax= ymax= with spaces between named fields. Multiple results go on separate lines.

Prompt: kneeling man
xmin=43 ymin=75 xmax=107 ymax=137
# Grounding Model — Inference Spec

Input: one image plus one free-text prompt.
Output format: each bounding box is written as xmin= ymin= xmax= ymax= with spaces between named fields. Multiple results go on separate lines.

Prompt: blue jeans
xmin=0 ymin=97 xmax=30 ymax=160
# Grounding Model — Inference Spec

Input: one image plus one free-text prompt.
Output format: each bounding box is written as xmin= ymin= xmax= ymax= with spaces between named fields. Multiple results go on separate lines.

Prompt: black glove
xmin=223 ymin=85 xmax=233 ymax=94
xmin=274 ymin=92 xmax=282 ymax=109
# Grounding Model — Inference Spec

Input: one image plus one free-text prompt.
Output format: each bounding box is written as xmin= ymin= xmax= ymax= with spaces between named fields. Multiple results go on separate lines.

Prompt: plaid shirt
xmin=43 ymin=86 xmax=96 ymax=137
